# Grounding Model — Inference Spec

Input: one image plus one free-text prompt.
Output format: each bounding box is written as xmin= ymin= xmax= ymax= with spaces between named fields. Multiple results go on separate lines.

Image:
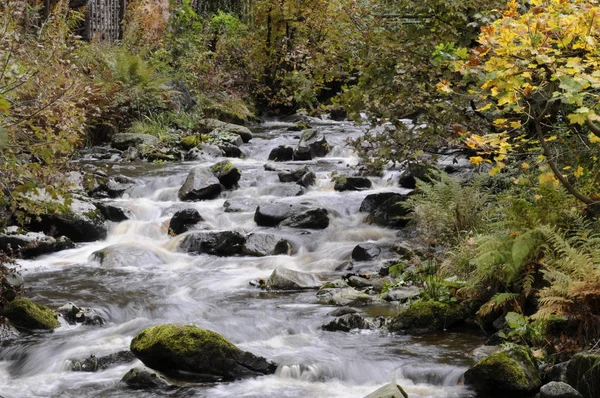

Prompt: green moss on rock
xmin=566 ymin=351 xmax=600 ymax=398
xmin=130 ymin=324 xmax=276 ymax=381
xmin=180 ymin=135 xmax=201 ymax=150
xmin=389 ymin=300 xmax=466 ymax=333
xmin=464 ymin=344 xmax=542 ymax=395
xmin=1 ymin=298 xmax=59 ymax=330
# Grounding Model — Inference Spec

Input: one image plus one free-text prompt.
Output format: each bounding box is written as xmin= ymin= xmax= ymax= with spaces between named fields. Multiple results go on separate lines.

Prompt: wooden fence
xmin=84 ymin=0 xmax=126 ymax=41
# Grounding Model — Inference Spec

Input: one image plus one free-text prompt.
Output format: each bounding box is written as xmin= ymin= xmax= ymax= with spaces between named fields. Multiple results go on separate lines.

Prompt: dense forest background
xmin=2 ymin=0 xmax=600 ymax=375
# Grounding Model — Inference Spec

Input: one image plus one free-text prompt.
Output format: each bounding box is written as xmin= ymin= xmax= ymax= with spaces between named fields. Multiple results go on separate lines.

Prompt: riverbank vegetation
xmin=2 ymin=0 xmax=600 ymax=389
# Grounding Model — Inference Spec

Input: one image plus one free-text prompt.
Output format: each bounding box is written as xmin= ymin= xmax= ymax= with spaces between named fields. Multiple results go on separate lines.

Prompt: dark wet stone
xmin=211 ymin=161 xmax=241 ymax=189
xmin=121 ymin=366 xmax=171 ymax=388
xmin=0 ymin=227 xmax=74 ymax=258
xmin=351 ymin=243 xmax=381 ymax=261
xmin=72 ymin=351 xmax=136 ymax=372
xmin=243 ymin=233 xmax=293 ymax=257
xmin=254 ymin=203 xmax=296 ymax=227
xmin=322 ymin=313 xmax=371 ymax=332
xmin=96 ymin=202 xmax=132 ymax=222
xmin=179 ymin=231 xmax=245 ymax=256
xmin=280 ymin=208 xmax=329 ymax=229
xmin=293 ymin=129 xmax=330 ymax=160
xmin=566 ymin=352 xmax=600 ymax=398
xmin=334 ymin=176 xmax=372 ymax=192
xmin=169 ymin=209 xmax=203 ymax=236
xmin=57 ymin=302 xmax=105 ymax=326
xmin=268 ymin=146 xmax=294 ymax=162
xmin=178 ymin=167 xmax=222 ymax=202
xmin=359 ymin=192 xmax=411 ymax=229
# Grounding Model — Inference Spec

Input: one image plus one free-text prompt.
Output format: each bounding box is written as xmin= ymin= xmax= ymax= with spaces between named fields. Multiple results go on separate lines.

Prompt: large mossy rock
xmin=179 ymin=231 xmax=245 ymax=256
xmin=389 ymin=301 xmax=465 ymax=333
xmin=111 ymin=133 xmax=158 ymax=150
xmin=359 ymin=192 xmax=411 ymax=229
xmin=363 ymin=383 xmax=408 ymax=398
xmin=464 ymin=345 xmax=542 ymax=395
xmin=566 ymin=351 xmax=600 ymax=398
xmin=178 ymin=167 xmax=222 ymax=202
xmin=196 ymin=119 xmax=253 ymax=143
xmin=1 ymin=298 xmax=59 ymax=330
xmin=130 ymin=324 xmax=276 ymax=381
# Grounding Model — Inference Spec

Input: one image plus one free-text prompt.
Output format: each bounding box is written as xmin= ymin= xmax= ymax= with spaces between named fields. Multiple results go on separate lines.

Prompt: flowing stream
xmin=0 ymin=119 xmax=486 ymax=398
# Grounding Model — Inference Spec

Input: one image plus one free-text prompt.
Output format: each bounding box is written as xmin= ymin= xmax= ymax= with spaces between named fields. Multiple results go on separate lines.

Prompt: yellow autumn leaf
xmin=546 ymin=135 xmax=557 ymax=141
xmin=539 ymin=172 xmax=556 ymax=185
xmin=436 ymin=80 xmax=453 ymax=94
xmin=589 ymin=132 xmax=600 ymax=143
xmin=510 ymin=120 xmax=522 ymax=129
xmin=521 ymin=162 xmax=529 ymax=169
xmin=489 ymin=163 xmax=505 ymax=176
xmin=574 ymin=166 xmax=584 ymax=178
xmin=469 ymin=156 xmax=489 ymax=166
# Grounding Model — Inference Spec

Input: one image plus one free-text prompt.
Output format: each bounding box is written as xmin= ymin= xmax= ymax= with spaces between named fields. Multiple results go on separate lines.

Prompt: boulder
xmin=398 ymin=163 xmax=437 ymax=189
xmin=1 ymin=298 xmax=59 ymax=330
xmin=363 ymin=383 xmax=408 ymax=398
xmin=186 ymin=144 xmax=224 ymax=161
xmin=207 ymin=129 xmax=243 ymax=147
xmin=71 ymin=351 xmax=136 ymax=372
xmin=179 ymin=231 xmax=245 ymax=256
xmin=322 ymin=313 xmax=371 ymax=332
xmin=464 ymin=345 xmax=542 ymax=395
xmin=280 ymin=208 xmax=329 ymax=229
xmin=90 ymin=244 xmax=168 ymax=267
xmin=130 ymin=324 xmax=276 ymax=381
xmin=0 ymin=227 xmax=74 ymax=258
xmin=223 ymin=198 xmax=259 ymax=213
xmin=243 ymin=233 xmax=293 ymax=257
xmin=219 ymin=143 xmax=244 ymax=158
xmin=278 ymin=166 xmax=316 ymax=187
xmin=540 ymin=381 xmax=582 ymax=398
xmin=254 ymin=203 xmax=296 ymax=227
xmin=178 ymin=167 xmax=222 ymax=202
xmin=211 ymin=161 xmax=241 ymax=189
xmin=317 ymin=287 xmax=373 ymax=307
xmin=56 ymin=302 xmax=105 ymax=326
xmin=566 ymin=351 xmax=600 ymax=398
xmin=389 ymin=301 xmax=465 ymax=333
xmin=35 ymin=198 xmax=107 ymax=242
xmin=351 ymin=243 xmax=381 ymax=261
xmin=121 ymin=366 xmax=171 ymax=388
xmin=265 ymin=267 xmax=321 ymax=290
xmin=268 ymin=146 xmax=294 ymax=162
xmin=293 ymin=129 xmax=330 ymax=160
xmin=111 ymin=133 xmax=158 ymax=150
xmin=169 ymin=209 xmax=203 ymax=236
xmin=96 ymin=202 xmax=132 ymax=222
xmin=333 ymin=176 xmax=372 ymax=192
xmin=196 ymin=119 xmax=253 ymax=143
xmin=359 ymin=192 xmax=411 ymax=229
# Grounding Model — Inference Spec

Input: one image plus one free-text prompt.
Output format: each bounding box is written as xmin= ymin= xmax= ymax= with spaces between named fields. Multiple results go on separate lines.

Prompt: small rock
xmin=179 ymin=231 xmax=245 ymax=256
xmin=398 ymin=163 xmax=438 ymax=189
xmin=280 ymin=208 xmax=329 ymax=229
xmin=328 ymin=307 xmax=358 ymax=317
xmin=220 ymin=143 xmax=243 ymax=158
xmin=223 ymin=198 xmax=259 ymax=213
xmin=169 ymin=209 xmax=203 ymax=236
xmin=293 ymin=129 xmax=330 ymax=160
xmin=334 ymin=176 xmax=372 ymax=192
xmin=381 ymin=286 xmax=421 ymax=302
xmin=72 ymin=351 xmax=136 ymax=372
xmin=243 ymin=233 xmax=293 ymax=257
xmin=57 ymin=302 xmax=105 ymax=326
xmin=265 ymin=267 xmax=321 ymax=290
xmin=111 ymin=133 xmax=158 ymax=150
xmin=278 ymin=166 xmax=316 ymax=187
xmin=351 ymin=243 xmax=381 ymax=261
xmin=540 ymin=381 xmax=582 ymax=398
xmin=322 ymin=313 xmax=371 ymax=332
xmin=254 ymin=203 xmax=297 ymax=227
xmin=317 ymin=287 xmax=373 ymax=307
xmin=96 ymin=202 xmax=132 ymax=222
xmin=121 ymin=366 xmax=171 ymax=388
xmin=178 ymin=167 xmax=222 ymax=202
xmin=32 ymin=198 xmax=107 ymax=242
xmin=363 ymin=383 xmax=408 ymax=398
xmin=268 ymin=146 xmax=294 ymax=161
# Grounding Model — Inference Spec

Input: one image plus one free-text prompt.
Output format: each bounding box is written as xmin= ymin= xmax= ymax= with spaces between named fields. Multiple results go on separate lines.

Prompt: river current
xmin=0 ymin=118 xmax=485 ymax=398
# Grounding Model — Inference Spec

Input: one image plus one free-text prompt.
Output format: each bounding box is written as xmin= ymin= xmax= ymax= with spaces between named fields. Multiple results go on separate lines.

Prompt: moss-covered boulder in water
xmin=464 ymin=344 xmax=542 ymax=395
xmin=1 ymin=298 xmax=59 ymax=330
xmin=130 ymin=324 xmax=277 ymax=381
xmin=389 ymin=301 xmax=466 ymax=333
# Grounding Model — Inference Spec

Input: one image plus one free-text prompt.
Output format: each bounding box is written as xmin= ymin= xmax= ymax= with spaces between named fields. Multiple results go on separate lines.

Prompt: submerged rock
xmin=90 ymin=244 xmax=168 ymax=267
xmin=265 ymin=267 xmax=321 ymax=290
xmin=111 ymin=133 xmax=158 ymax=150
xmin=121 ymin=366 xmax=171 ymax=388
xmin=363 ymin=383 xmax=408 ymax=398
xmin=56 ymin=302 xmax=105 ymax=326
xmin=178 ymin=167 xmax=222 ymax=202
xmin=169 ymin=209 xmax=203 ymax=235
xmin=268 ymin=146 xmax=294 ymax=162
xmin=390 ymin=301 xmax=465 ymax=333
xmin=280 ymin=208 xmax=329 ymax=229
xmin=179 ymin=231 xmax=245 ymax=256
xmin=71 ymin=351 xmax=136 ymax=372
xmin=322 ymin=313 xmax=371 ymax=332
xmin=243 ymin=233 xmax=293 ymax=257
xmin=1 ymin=298 xmax=59 ymax=330
xmin=359 ymin=192 xmax=411 ymax=229
xmin=566 ymin=351 xmax=600 ymax=398
xmin=333 ymin=176 xmax=372 ymax=192
xmin=130 ymin=324 xmax=276 ymax=381
xmin=351 ymin=243 xmax=381 ymax=261
xmin=0 ymin=227 xmax=74 ymax=258
xmin=464 ymin=345 xmax=542 ymax=395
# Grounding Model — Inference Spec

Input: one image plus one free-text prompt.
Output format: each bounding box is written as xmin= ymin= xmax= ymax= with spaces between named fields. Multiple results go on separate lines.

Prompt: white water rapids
xmin=0 ymin=119 xmax=484 ymax=398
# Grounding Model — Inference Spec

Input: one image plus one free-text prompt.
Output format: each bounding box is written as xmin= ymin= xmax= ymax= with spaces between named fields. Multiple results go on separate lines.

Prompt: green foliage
xmin=499 ymin=312 xmax=547 ymax=347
